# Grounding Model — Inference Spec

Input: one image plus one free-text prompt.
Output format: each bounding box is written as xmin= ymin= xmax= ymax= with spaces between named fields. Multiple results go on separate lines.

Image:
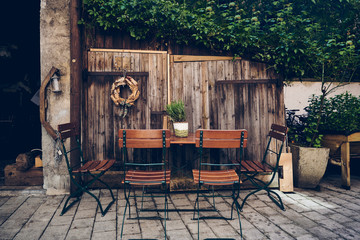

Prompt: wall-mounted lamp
xmin=51 ymin=72 xmax=61 ymax=93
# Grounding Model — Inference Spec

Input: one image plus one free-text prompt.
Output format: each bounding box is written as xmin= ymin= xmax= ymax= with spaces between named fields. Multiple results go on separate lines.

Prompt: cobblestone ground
xmin=0 ymin=174 xmax=359 ymax=240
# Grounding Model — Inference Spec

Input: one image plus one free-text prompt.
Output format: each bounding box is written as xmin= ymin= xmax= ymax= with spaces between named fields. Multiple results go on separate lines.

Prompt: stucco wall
xmin=40 ymin=0 xmax=71 ymax=194
xmin=284 ymin=81 xmax=360 ymax=115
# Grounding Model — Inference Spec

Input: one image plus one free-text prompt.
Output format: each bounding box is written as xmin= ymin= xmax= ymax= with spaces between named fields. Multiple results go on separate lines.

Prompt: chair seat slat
xmin=240 ymin=160 xmax=272 ymax=173
xmin=124 ymin=170 xmax=171 ymax=185
xmin=192 ymin=170 xmax=240 ymax=186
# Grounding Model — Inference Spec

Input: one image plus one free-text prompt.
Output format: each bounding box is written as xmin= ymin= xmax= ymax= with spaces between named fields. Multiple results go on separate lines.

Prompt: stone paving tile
xmin=307 ymin=225 xmax=341 ymax=239
xmin=93 ymin=220 xmax=116 ymax=232
xmin=65 ymin=227 xmax=92 ymax=239
xmin=296 ymin=234 xmax=319 ymax=240
xmin=70 ymin=218 xmax=94 ymax=229
xmin=92 ymin=230 xmax=116 ymax=240
xmin=242 ymin=227 xmax=267 ymax=240
xmin=40 ymin=224 xmax=69 ymax=240
xmin=13 ymin=223 xmax=45 ymax=240
xmin=1 ymin=175 xmax=360 ymax=240
xmin=167 ymin=228 xmax=193 ymax=240
xmin=278 ymin=223 xmax=309 ymax=238
xmin=0 ymin=197 xmax=10 ymax=207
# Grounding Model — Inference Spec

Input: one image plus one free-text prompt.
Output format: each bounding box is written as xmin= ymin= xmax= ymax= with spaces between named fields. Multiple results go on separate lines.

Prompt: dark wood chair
xmin=57 ymin=123 xmax=115 ymax=216
xmin=119 ymin=129 xmax=171 ymax=240
xmin=193 ymin=129 xmax=247 ymax=240
xmin=239 ymin=123 xmax=288 ymax=211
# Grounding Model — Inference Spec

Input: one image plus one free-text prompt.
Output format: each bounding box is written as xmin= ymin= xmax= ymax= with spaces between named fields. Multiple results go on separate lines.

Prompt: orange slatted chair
xmin=239 ymin=123 xmax=287 ymax=211
xmin=193 ymin=129 xmax=247 ymax=240
xmin=58 ymin=123 xmax=115 ymax=216
xmin=119 ymin=129 xmax=171 ymax=240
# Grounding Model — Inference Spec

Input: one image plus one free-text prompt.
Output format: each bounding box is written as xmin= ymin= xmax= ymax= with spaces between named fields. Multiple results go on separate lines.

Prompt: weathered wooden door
xmin=83 ymin=50 xmax=285 ymax=166
xmin=83 ymin=49 xmax=168 ymax=162
xmin=170 ymin=55 xmax=285 ymax=163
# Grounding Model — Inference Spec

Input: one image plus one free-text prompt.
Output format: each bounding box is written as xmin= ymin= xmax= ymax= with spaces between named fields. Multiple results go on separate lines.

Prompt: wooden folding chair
xmin=57 ymin=123 xmax=115 ymax=216
xmin=193 ymin=129 xmax=247 ymax=240
xmin=239 ymin=123 xmax=287 ymax=211
xmin=119 ymin=129 xmax=171 ymax=240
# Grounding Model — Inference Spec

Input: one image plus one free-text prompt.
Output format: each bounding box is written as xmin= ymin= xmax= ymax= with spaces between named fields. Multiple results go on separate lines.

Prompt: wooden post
xmin=341 ymin=141 xmax=351 ymax=189
xmin=70 ymin=0 xmax=82 ymax=193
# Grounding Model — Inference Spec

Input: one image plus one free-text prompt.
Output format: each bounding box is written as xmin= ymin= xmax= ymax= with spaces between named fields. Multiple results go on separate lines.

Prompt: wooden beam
xmin=86 ymin=71 xmax=149 ymax=76
xmin=89 ymin=48 xmax=168 ymax=54
xmin=172 ymin=55 xmax=241 ymax=62
xmin=215 ymin=79 xmax=279 ymax=84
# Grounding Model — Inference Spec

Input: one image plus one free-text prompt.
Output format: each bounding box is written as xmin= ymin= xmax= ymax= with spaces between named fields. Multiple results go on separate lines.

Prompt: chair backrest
xmin=119 ymin=129 xmax=171 ymax=149
xmin=58 ymin=123 xmax=79 ymax=140
xmin=262 ymin=123 xmax=288 ymax=166
xmin=57 ymin=122 xmax=82 ymax=170
xmin=195 ymin=129 xmax=247 ymax=168
xmin=119 ymin=129 xmax=171 ymax=169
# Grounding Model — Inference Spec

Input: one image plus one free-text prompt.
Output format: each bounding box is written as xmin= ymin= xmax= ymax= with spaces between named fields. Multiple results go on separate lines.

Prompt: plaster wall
xmin=284 ymin=81 xmax=360 ymax=115
xmin=40 ymin=0 xmax=71 ymax=195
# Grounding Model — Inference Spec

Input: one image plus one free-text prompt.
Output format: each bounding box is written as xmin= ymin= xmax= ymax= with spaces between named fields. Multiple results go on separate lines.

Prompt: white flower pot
xmin=173 ymin=122 xmax=189 ymax=137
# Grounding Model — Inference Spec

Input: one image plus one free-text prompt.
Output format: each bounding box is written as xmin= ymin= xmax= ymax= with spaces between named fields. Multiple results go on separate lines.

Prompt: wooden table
xmin=322 ymin=132 xmax=360 ymax=189
xmin=170 ymin=133 xmax=195 ymax=145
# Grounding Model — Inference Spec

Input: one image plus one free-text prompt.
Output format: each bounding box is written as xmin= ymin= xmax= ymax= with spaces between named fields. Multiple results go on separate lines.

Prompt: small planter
xmin=290 ymin=145 xmax=330 ymax=189
xmin=173 ymin=122 xmax=189 ymax=137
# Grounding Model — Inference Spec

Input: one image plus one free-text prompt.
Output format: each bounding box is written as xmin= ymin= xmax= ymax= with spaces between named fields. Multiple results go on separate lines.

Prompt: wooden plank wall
xmin=170 ymin=58 xmax=285 ymax=163
xmin=84 ymin=50 xmax=167 ymax=162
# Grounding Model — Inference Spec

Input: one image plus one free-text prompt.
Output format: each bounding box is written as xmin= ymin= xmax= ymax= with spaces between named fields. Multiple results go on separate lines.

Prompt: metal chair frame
xmin=193 ymin=129 xmax=247 ymax=240
xmin=58 ymin=123 xmax=115 ymax=216
xmin=239 ymin=123 xmax=287 ymax=211
xmin=119 ymin=129 xmax=171 ymax=240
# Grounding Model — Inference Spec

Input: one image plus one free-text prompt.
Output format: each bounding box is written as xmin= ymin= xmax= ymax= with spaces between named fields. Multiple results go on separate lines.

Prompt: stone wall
xmin=40 ymin=0 xmax=71 ymax=194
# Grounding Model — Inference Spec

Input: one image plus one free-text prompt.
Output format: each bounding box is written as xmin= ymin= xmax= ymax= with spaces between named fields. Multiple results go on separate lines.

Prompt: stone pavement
xmin=0 ymin=174 xmax=360 ymax=240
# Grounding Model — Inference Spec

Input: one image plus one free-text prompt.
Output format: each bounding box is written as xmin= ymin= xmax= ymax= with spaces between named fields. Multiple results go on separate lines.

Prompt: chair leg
xmin=60 ymin=191 xmax=81 ymax=216
xmin=141 ymin=186 xmax=146 ymax=210
xmin=87 ymin=172 xmax=116 ymax=216
xmin=267 ymin=189 xmax=285 ymax=211
xmin=234 ymin=196 xmax=243 ymax=240
xmin=239 ymin=188 xmax=262 ymax=211
xmin=120 ymin=183 xmax=132 ymax=240
xmin=234 ymin=182 xmax=243 ymax=239
xmin=164 ymin=184 xmax=168 ymax=240
xmin=120 ymin=196 xmax=129 ymax=240
xmin=240 ymin=174 xmax=285 ymax=211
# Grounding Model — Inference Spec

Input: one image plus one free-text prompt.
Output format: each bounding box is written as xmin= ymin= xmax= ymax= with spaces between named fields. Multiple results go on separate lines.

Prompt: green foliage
xmin=81 ymin=0 xmax=360 ymax=81
xmin=306 ymin=92 xmax=360 ymax=135
xmin=166 ymin=100 xmax=186 ymax=122
xmin=286 ymin=111 xmax=323 ymax=148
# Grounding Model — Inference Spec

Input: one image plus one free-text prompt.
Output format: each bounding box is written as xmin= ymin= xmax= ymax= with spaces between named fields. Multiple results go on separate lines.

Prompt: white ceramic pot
xmin=173 ymin=122 xmax=189 ymax=137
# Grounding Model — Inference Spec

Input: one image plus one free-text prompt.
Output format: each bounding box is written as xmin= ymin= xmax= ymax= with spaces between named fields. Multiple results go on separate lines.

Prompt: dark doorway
xmin=0 ymin=2 xmax=41 ymax=184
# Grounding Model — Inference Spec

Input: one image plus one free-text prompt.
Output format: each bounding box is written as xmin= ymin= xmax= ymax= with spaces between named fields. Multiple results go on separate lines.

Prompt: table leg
xmin=341 ymin=141 xmax=350 ymax=189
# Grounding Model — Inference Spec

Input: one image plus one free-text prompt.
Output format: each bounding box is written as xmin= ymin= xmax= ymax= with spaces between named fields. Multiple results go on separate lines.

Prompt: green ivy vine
xmin=80 ymin=0 xmax=360 ymax=81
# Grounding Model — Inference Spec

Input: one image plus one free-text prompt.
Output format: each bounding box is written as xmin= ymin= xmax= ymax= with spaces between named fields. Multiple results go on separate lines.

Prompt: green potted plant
xmin=166 ymin=100 xmax=188 ymax=137
xmin=287 ymin=103 xmax=330 ymax=189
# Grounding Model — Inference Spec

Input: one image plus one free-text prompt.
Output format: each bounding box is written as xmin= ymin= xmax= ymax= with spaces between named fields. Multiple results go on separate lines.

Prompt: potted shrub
xmin=287 ymin=103 xmax=330 ymax=189
xmin=166 ymin=100 xmax=188 ymax=137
